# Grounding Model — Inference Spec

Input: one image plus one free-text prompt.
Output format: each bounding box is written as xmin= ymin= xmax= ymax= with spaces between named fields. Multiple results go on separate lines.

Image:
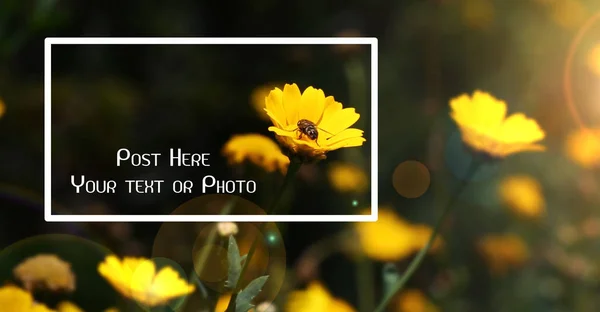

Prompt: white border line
xmin=44 ymin=37 xmax=378 ymax=223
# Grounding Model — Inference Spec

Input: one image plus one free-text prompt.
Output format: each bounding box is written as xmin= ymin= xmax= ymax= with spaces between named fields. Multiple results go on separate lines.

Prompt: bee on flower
xmin=263 ymin=83 xmax=366 ymax=162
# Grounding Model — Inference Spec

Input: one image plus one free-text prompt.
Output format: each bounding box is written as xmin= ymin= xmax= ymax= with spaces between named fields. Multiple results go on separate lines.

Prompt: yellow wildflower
xmin=478 ymin=233 xmax=530 ymax=275
xmin=0 ymin=285 xmax=55 ymax=312
xmin=355 ymin=208 xmax=442 ymax=262
xmin=396 ymin=289 xmax=439 ymax=312
xmin=13 ymin=254 xmax=76 ymax=292
xmin=56 ymin=301 xmax=83 ymax=312
xmin=449 ymin=90 xmax=545 ymax=158
xmin=327 ymin=162 xmax=368 ymax=193
xmin=564 ymin=128 xmax=600 ymax=168
xmin=251 ymin=84 xmax=282 ymax=120
xmin=222 ymin=133 xmax=290 ymax=173
xmin=265 ymin=83 xmax=366 ymax=161
xmin=285 ymin=281 xmax=355 ymax=312
xmin=461 ymin=0 xmax=494 ymax=30
xmin=98 ymin=255 xmax=195 ymax=307
xmin=498 ymin=175 xmax=545 ymax=219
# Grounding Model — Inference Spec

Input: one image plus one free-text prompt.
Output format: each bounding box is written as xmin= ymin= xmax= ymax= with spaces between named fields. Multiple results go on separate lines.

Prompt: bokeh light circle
xmin=0 ymin=234 xmax=117 ymax=310
xmin=152 ymin=194 xmax=286 ymax=310
xmin=392 ymin=160 xmax=431 ymax=198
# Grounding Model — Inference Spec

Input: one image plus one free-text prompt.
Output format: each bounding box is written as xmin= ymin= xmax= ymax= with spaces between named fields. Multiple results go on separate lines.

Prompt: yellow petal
xmin=318 ymin=96 xmax=343 ymax=124
xmin=321 ymin=128 xmax=365 ymax=146
xmin=298 ymin=86 xmax=326 ymax=123
xmin=269 ymin=126 xmax=296 ymax=139
xmin=319 ymin=108 xmax=360 ymax=136
xmin=265 ymin=88 xmax=286 ymax=128
xmin=130 ymin=260 xmax=156 ymax=291
xmin=499 ymin=113 xmax=545 ymax=143
xmin=282 ymin=83 xmax=302 ymax=126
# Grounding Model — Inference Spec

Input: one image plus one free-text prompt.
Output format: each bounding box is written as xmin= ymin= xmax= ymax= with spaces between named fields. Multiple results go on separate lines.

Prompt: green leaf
xmin=225 ymin=235 xmax=242 ymax=289
xmin=235 ymin=275 xmax=269 ymax=312
xmin=235 ymin=302 xmax=254 ymax=312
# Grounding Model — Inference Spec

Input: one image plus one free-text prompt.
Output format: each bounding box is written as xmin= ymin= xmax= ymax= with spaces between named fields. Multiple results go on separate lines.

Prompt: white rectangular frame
xmin=44 ymin=37 xmax=378 ymax=222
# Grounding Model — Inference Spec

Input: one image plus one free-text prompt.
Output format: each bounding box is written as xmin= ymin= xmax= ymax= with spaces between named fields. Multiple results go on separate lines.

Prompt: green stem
xmin=373 ymin=160 xmax=481 ymax=312
xmin=356 ymin=256 xmax=376 ymax=312
xmin=225 ymin=160 xmax=303 ymax=312
xmin=193 ymin=197 xmax=239 ymax=286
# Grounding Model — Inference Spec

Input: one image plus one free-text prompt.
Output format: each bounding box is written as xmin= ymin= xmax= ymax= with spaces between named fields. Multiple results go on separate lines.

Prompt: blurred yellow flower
xmin=265 ymin=83 xmax=366 ymax=161
xmin=56 ymin=301 xmax=83 ymax=312
xmin=450 ymin=90 xmax=545 ymax=158
xmin=13 ymin=254 xmax=76 ymax=292
xmin=104 ymin=309 xmax=119 ymax=312
xmin=327 ymin=162 xmax=368 ymax=193
xmin=461 ymin=0 xmax=494 ymax=30
xmin=586 ymin=43 xmax=600 ymax=76
xmin=478 ymin=233 xmax=530 ymax=275
xmin=355 ymin=208 xmax=442 ymax=262
xmin=0 ymin=285 xmax=55 ymax=312
xmin=564 ymin=128 xmax=600 ymax=168
xmin=285 ymin=281 xmax=355 ymax=312
xmin=548 ymin=0 xmax=588 ymax=30
xmin=251 ymin=84 xmax=282 ymax=120
xmin=98 ymin=255 xmax=195 ymax=307
xmin=396 ymin=289 xmax=439 ymax=312
xmin=222 ymin=133 xmax=290 ymax=173
xmin=498 ymin=175 xmax=545 ymax=219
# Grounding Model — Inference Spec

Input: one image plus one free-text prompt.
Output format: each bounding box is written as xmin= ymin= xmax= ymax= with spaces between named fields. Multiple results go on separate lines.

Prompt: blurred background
xmin=3 ymin=0 xmax=600 ymax=311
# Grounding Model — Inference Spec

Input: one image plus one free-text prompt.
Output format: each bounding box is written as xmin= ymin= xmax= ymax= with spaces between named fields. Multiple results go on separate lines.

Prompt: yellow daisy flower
xmin=327 ymin=162 xmax=368 ymax=193
xmin=449 ymin=90 xmax=545 ymax=158
xmin=564 ymin=128 xmax=600 ymax=168
xmin=498 ymin=175 xmax=545 ymax=219
xmin=98 ymin=255 xmax=195 ymax=307
xmin=222 ymin=133 xmax=290 ymax=173
xmin=13 ymin=254 xmax=76 ymax=292
xmin=396 ymin=289 xmax=439 ymax=312
xmin=265 ymin=83 xmax=366 ymax=161
xmin=0 ymin=285 xmax=55 ymax=312
xmin=355 ymin=208 xmax=442 ymax=262
xmin=477 ymin=233 xmax=530 ymax=275
xmin=285 ymin=281 xmax=356 ymax=312
xmin=56 ymin=301 xmax=83 ymax=312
